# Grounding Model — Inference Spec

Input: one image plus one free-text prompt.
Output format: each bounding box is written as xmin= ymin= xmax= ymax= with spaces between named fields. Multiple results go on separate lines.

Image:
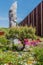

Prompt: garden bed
xmin=0 ymin=46 xmax=43 ymax=65
xmin=0 ymin=26 xmax=43 ymax=65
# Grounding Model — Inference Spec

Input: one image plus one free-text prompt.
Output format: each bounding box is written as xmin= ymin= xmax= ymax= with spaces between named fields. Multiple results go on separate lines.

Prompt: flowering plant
xmin=24 ymin=39 xmax=41 ymax=46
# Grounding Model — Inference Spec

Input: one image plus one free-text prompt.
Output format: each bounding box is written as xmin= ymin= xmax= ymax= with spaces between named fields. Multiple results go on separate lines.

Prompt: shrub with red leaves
xmin=0 ymin=31 xmax=4 ymax=35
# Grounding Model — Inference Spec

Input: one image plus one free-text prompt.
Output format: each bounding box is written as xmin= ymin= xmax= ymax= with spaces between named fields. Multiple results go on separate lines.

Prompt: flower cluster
xmin=24 ymin=39 xmax=41 ymax=46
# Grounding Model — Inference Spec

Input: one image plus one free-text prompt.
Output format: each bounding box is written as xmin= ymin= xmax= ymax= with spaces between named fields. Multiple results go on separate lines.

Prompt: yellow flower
xmin=27 ymin=61 xmax=33 ymax=64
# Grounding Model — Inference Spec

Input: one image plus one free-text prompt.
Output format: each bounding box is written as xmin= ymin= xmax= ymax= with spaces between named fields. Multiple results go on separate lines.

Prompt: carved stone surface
xmin=9 ymin=1 xmax=17 ymax=27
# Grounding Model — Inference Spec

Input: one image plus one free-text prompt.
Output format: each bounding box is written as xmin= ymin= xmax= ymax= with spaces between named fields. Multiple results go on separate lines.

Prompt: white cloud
xmin=0 ymin=16 xmax=8 ymax=20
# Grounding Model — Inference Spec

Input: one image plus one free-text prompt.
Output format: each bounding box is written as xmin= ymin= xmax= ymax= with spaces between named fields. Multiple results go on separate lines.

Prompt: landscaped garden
xmin=0 ymin=26 xmax=43 ymax=65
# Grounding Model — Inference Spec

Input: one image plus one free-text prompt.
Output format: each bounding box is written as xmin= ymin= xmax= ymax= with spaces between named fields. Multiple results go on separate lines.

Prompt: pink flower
xmin=31 ymin=40 xmax=37 ymax=46
xmin=24 ymin=39 xmax=28 ymax=42
xmin=18 ymin=40 xmax=21 ymax=44
xmin=24 ymin=39 xmax=31 ymax=45
xmin=24 ymin=39 xmax=39 ymax=46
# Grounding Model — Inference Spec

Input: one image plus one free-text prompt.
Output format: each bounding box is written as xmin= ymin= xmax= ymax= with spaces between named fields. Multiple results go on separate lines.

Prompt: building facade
xmin=19 ymin=1 xmax=43 ymax=36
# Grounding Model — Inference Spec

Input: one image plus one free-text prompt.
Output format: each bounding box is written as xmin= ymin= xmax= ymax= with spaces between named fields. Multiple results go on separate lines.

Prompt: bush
xmin=0 ymin=26 xmax=37 ymax=51
xmin=6 ymin=26 xmax=37 ymax=40
xmin=0 ymin=36 xmax=7 ymax=46
xmin=0 ymin=26 xmax=37 ymax=40
xmin=32 ymin=46 xmax=43 ymax=65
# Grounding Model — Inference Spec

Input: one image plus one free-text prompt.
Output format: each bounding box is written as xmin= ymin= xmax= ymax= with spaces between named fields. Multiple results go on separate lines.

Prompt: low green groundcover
xmin=0 ymin=47 xmax=43 ymax=65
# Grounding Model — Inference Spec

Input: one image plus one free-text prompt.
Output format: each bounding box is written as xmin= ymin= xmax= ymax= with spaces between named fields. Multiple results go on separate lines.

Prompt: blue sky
xmin=0 ymin=0 xmax=41 ymax=27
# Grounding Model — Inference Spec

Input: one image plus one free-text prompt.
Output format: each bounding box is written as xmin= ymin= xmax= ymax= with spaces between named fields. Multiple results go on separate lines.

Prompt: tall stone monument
xmin=9 ymin=1 xmax=17 ymax=27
